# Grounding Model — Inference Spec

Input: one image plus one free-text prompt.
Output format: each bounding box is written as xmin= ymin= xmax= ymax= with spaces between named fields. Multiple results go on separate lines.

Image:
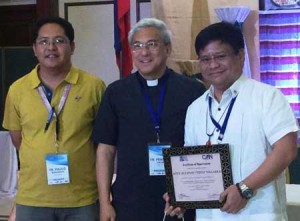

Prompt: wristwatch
xmin=236 ymin=181 xmax=254 ymax=199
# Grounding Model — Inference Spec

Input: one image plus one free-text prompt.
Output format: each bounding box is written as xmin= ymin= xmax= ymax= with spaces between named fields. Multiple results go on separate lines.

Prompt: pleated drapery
xmin=215 ymin=7 xmax=251 ymax=78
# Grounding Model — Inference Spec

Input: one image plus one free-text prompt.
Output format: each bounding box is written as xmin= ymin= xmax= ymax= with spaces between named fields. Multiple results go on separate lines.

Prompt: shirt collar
xmin=29 ymin=65 xmax=79 ymax=89
xmin=136 ymin=68 xmax=170 ymax=87
xmin=205 ymin=73 xmax=247 ymax=101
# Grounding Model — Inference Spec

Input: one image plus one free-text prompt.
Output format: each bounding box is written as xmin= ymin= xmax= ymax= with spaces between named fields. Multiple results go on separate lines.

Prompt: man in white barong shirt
xmin=164 ymin=22 xmax=299 ymax=221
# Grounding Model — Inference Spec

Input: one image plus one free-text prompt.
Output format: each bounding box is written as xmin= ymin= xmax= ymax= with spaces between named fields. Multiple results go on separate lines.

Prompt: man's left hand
xmin=219 ymin=184 xmax=247 ymax=214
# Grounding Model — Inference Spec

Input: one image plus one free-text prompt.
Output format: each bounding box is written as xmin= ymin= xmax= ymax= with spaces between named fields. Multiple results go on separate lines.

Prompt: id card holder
xmin=148 ymin=143 xmax=171 ymax=176
xmin=45 ymin=153 xmax=70 ymax=185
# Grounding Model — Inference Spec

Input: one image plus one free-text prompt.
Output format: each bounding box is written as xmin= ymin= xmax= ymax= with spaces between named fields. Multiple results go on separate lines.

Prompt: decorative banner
xmin=259 ymin=10 xmax=300 ymax=122
xmin=259 ymin=0 xmax=300 ymax=10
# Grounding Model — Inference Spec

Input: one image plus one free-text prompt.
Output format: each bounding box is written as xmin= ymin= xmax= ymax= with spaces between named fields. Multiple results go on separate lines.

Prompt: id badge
xmin=45 ymin=153 xmax=70 ymax=185
xmin=148 ymin=143 xmax=171 ymax=176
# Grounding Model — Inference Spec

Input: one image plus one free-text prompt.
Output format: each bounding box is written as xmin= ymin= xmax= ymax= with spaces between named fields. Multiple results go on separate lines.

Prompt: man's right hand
xmin=163 ymin=192 xmax=185 ymax=218
xmin=100 ymin=203 xmax=116 ymax=221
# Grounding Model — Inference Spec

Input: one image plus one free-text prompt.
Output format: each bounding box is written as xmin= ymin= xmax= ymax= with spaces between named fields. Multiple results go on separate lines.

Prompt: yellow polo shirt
xmin=3 ymin=65 xmax=106 ymax=207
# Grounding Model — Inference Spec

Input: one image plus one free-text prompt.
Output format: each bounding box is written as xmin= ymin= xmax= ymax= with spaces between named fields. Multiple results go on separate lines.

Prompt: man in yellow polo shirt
xmin=2 ymin=16 xmax=106 ymax=221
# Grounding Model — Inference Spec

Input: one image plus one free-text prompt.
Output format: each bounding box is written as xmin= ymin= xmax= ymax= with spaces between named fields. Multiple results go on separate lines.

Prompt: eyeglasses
xmin=131 ymin=40 xmax=160 ymax=52
xmin=198 ymin=52 xmax=234 ymax=65
xmin=36 ymin=37 xmax=69 ymax=47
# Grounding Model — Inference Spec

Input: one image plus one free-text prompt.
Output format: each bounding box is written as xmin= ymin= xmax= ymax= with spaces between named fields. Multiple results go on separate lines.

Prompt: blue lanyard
xmin=138 ymin=69 xmax=170 ymax=143
xmin=37 ymin=84 xmax=71 ymax=150
xmin=208 ymin=95 xmax=237 ymax=142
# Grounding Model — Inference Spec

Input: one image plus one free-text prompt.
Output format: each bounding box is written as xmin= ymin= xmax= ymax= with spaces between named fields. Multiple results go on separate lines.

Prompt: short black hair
xmin=195 ymin=22 xmax=244 ymax=56
xmin=33 ymin=16 xmax=74 ymax=43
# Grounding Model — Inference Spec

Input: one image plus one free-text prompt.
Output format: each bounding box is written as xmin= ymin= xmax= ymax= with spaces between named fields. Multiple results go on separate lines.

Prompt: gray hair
xmin=128 ymin=18 xmax=172 ymax=45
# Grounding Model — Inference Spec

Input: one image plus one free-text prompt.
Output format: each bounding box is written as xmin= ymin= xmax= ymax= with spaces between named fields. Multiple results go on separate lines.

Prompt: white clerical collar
xmin=146 ymin=79 xmax=158 ymax=87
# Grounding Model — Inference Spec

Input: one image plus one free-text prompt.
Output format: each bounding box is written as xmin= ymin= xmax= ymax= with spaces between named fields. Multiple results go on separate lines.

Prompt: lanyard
xmin=138 ymin=69 xmax=170 ymax=143
xmin=208 ymin=95 xmax=237 ymax=142
xmin=37 ymin=84 xmax=71 ymax=150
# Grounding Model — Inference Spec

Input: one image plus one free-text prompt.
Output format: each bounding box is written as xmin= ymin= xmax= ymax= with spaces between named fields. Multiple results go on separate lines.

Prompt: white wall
xmin=59 ymin=0 xmax=152 ymax=86
xmin=59 ymin=0 xmax=119 ymax=86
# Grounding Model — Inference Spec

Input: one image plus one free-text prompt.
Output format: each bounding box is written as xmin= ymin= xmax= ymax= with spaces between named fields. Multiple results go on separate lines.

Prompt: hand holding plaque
xmin=163 ymin=144 xmax=233 ymax=209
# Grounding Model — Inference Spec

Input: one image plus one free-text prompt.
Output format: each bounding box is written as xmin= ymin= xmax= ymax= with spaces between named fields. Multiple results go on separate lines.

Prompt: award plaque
xmin=163 ymin=144 xmax=233 ymax=209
